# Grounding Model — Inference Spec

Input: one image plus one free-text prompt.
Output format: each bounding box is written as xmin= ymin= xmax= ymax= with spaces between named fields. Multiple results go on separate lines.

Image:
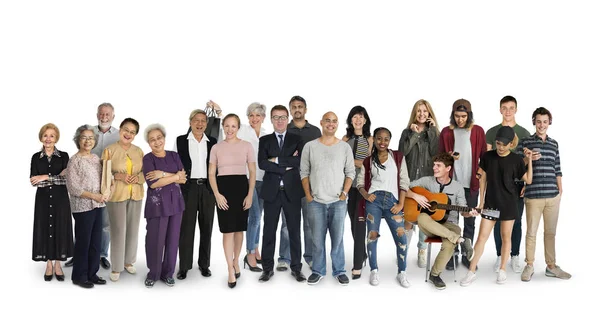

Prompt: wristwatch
xmin=341 ymin=191 xmax=348 ymax=197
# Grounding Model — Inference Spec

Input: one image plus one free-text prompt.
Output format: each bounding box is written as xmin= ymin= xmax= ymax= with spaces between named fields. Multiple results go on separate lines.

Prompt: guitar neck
xmin=436 ymin=204 xmax=471 ymax=213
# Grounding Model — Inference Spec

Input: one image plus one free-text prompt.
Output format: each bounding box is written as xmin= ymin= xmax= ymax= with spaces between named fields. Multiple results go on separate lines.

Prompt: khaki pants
xmin=524 ymin=195 xmax=561 ymax=265
xmin=107 ymin=199 xmax=142 ymax=272
xmin=418 ymin=213 xmax=461 ymax=277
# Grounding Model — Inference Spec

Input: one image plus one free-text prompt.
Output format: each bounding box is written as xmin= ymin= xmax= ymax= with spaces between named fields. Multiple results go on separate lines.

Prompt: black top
xmin=176 ymin=133 xmax=217 ymax=192
xmin=258 ymin=132 xmax=305 ymax=202
xmin=479 ymin=151 xmax=527 ymax=221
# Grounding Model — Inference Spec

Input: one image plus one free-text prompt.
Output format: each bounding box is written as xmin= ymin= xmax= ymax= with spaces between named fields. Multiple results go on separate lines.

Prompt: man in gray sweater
xmin=406 ymin=152 xmax=476 ymax=290
xmin=300 ymin=111 xmax=355 ymax=286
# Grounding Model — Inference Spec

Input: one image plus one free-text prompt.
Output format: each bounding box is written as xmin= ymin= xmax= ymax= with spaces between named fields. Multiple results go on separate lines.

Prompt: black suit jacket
xmin=258 ymin=132 xmax=305 ymax=202
xmin=176 ymin=133 xmax=217 ymax=193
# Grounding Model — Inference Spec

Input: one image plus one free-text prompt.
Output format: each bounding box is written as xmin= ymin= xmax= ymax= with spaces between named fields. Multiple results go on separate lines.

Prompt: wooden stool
xmin=424 ymin=236 xmax=456 ymax=282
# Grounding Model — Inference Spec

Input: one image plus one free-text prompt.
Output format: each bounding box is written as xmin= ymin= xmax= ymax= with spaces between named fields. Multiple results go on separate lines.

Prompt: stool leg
xmin=425 ymin=242 xmax=431 ymax=282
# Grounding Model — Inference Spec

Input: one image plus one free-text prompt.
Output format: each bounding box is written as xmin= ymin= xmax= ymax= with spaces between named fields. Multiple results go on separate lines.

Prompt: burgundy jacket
xmin=438 ymin=125 xmax=486 ymax=194
xmin=358 ymin=150 xmax=404 ymax=221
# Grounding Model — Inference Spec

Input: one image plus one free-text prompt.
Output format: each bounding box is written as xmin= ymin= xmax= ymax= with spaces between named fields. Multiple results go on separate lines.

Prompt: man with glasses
xmin=65 ymin=102 xmax=119 ymax=269
xmin=277 ymin=96 xmax=322 ymax=271
xmin=257 ymin=105 xmax=306 ymax=283
xmin=485 ymin=96 xmax=531 ymax=273
xmin=301 ymin=111 xmax=355 ymax=285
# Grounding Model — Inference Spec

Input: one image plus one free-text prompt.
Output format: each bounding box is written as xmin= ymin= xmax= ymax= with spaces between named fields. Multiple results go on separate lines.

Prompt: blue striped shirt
xmin=516 ymin=134 xmax=562 ymax=199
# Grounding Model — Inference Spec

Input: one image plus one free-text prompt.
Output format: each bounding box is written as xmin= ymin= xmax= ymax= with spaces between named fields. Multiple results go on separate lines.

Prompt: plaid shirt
xmin=34 ymin=148 xmax=67 ymax=187
xmin=516 ymin=134 xmax=562 ymax=199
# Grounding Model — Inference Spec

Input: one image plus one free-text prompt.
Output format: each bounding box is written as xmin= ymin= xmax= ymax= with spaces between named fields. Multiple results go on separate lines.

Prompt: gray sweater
xmin=300 ymin=139 xmax=355 ymax=204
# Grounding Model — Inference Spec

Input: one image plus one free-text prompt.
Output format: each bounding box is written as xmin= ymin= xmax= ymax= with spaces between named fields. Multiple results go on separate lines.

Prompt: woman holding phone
xmin=398 ymin=99 xmax=440 ymax=268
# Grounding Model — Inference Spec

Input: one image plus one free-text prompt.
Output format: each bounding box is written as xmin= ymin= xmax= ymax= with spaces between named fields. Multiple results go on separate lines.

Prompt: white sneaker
xmin=460 ymin=271 xmax=477 ymax=287
xmin=397 ymin=271 xmax=411 ymax=288
xmin=511 ymin=255 xmax=524 ymax=273
xmin=417 ymin=249 xmax=426 ymax=268
xmin=497 ymin=269 xmax=507 ymax=284
xmin=124 ymin=265 xmax=136 ymax=274
xmin=110 ymin=271 xmax=120 ymax=282
xmin=369 ymin=269 xmax=380 ymax=286
xmin=494 ymin=256 xmax=501 ymax=273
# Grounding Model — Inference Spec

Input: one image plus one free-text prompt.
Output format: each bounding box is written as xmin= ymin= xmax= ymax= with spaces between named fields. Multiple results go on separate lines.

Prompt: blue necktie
xmin=278 ymin=134 xmax=283 ymax=149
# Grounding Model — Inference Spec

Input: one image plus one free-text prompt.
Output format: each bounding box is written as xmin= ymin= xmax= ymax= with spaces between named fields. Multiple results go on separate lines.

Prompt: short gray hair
xmin=189 ymin=109 xmax=207 ymax=122
xmin=144 ymin=123 xmax=166 ymax=143
xmin=97 ymin=102 xmax=114 ymax=112
xmin=246 ymin=102 xmax=266 ymax=117
xmin=73 ymin=124 xmax=98 ymax=150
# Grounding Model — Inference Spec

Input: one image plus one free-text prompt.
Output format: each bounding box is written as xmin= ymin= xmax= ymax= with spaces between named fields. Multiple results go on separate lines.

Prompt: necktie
xmin=278 ymin=134 xmax=283 ymax=149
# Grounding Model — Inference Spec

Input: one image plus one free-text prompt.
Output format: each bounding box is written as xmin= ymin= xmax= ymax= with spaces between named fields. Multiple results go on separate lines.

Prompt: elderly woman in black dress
xmin=30 ymin=123 xmax=73 ymax=281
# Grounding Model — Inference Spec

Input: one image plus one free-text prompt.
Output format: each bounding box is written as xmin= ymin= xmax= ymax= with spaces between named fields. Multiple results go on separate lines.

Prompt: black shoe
xmin=73 ymin=280 xmax=94 ymax=289
xmin=44 ymin=273 xmax=53 ymax=282
xmin=64 ymin=258 xmax=74 ymax=267
xmin=176 ymin=270 xmax=188 ymax=280
xmin=259 ymin=270 xmax=274 ymax=282
xmin=445 ymin=254 xmax=458 ymax=271
xmin=244 ymin=255 xmax=263 ymax=272
xmin=100 ymin=257 xmax=111 ymax=270
xmin=429 ymin=273 xmax=446 ymax=290
xmin=291 ymin=270 xmax=306 ymax=282
xmin=92 ymin=276 xmax=106 ymax=285
xmin=228 ymin=280 xmax=237 ymax=288
xmin=54 ymin=271 xmax=65 ymax=282
xmin=200 ymin=267 xmax=212 ymax=277
xmin=161 ymin=277 xmax=175 ymax=287
xmin=145 ymin=278 xmax=155 ymax=288
xmin=351 ymin=269 xmax=362 ymax=280
xmin=307 ymin=273 xmax=323 ymax=285
xmin=256 ymin=258 xmax=262 ymax=264
xmin=336 ymin=274 xmax=350 ymax=286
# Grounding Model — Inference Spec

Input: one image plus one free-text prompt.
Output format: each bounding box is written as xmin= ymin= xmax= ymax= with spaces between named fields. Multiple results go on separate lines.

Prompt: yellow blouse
xmin=102 ymin=142 xmax=145 ymax=202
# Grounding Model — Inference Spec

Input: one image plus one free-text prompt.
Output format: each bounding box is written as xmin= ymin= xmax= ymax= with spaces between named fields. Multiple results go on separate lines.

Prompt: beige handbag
xmin=101 ymin=149 xmax=112 ymax=199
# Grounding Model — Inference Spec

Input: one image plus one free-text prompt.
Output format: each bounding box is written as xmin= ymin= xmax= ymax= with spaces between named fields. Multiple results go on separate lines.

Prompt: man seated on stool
xmin=406 ymin=152 xmax=477 ymax=290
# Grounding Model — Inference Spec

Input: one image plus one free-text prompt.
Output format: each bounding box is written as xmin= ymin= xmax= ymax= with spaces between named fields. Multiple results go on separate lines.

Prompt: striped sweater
xmin=516 ymin=134 xmax=562 ymax=199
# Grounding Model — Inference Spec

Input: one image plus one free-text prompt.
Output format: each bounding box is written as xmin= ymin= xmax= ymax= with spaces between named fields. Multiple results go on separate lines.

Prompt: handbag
xmin=204 ymin=105 xmax=221 ymax=140
xmin=101 ymin=149 xmax=112 ymax=199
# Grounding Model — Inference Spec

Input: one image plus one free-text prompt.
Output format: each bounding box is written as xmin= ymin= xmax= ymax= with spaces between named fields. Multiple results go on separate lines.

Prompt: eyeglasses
xmin=80 ymin=136 xmax=95 ymax=141
xmin=121 ymin=128 xmax=137 ymax=135
xmin=272 ymin=115 xmax=288 ymax=121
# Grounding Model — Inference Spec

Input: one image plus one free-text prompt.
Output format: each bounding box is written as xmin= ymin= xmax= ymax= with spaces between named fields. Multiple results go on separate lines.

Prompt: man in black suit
xmin=174 ymin=109 xmax=218 ymax=280
xmin=258 ymin=105 xmax=306 ymax=282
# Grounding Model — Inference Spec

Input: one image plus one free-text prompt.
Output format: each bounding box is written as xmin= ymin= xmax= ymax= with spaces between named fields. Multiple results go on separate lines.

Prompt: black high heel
xmin=55 ymin=264 xmax=65 ymax=282
xmin=228 ymin=267 xmax=237 ymax=288
xmin=243 ymin=255 xmax=263 ymax=272
xmin=44 ymin=263 xmax=53 ymax=281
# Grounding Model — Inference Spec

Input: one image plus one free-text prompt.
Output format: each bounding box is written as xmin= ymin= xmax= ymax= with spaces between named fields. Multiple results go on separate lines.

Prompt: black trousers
xmin=72 ymin=207 xmax=102 ymax=283
xmin=460 ymin=188 xmax=479 ymax=254
xmin=261 ymin=189 xmax=302 ymax=272
xmin=178 ymin=181 xmax=216 ymax=271
xmin=347 ymin=187 xmax=366 ymax=270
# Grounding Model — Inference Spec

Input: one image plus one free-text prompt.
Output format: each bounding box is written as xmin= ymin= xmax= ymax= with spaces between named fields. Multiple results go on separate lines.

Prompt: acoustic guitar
xmin=405 ymin=187 xmax=499 ymax=223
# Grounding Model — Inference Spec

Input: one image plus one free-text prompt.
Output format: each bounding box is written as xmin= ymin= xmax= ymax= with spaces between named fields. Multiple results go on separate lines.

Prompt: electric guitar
xmin=405 ymin=187 xmax=500 ymax=224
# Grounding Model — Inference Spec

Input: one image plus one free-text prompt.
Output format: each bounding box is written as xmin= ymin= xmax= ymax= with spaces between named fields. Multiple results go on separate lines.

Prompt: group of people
xmin=30 ymin=95 xmax=570 ymax=290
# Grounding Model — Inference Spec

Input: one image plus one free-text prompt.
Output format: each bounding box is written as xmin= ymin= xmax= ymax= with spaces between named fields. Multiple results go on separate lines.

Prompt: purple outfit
xmin=142 ymin=151 xmax=185 ymax=281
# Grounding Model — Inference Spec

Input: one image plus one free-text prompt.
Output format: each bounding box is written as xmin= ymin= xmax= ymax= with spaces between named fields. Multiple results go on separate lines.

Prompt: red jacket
xmin=438 ymin=125 xmax=486 ymax=194
xmin=358 ymin=150 xmax=404 ymax=221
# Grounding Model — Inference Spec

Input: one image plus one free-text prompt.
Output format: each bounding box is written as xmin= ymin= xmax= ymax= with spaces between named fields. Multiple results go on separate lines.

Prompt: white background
xmin=1 ymin=0 xmax=596 ymax=314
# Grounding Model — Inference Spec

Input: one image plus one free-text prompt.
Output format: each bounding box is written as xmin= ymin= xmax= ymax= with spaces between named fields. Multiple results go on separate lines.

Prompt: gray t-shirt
xmin=92 ymin=126 xmax=120 ymax=158
xmin=453 ymin=128 xmax=472 ymax=189
xmin=300 ymin=139 xmax=355 ymax=204
xmin=409 ymin=176 xmax=467 ymax=225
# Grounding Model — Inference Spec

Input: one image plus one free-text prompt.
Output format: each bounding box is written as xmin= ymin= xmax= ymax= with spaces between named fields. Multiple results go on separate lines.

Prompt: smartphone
xmin=453 ymin=152 xmax=460 ymax=156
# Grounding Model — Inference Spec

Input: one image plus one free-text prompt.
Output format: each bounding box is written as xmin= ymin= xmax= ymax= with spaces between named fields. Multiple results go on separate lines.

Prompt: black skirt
xmin=216 ymin=175 xmax=249 ymax=233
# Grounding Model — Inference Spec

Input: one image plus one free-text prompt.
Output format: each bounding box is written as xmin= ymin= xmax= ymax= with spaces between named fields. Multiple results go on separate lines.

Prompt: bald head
xmin=320 ymin=111 xmax=339 ymax=136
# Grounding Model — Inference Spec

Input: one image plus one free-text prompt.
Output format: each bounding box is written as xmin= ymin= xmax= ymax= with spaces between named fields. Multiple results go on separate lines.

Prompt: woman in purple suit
xmin=142 ymin=124 xmax=187 ymax=288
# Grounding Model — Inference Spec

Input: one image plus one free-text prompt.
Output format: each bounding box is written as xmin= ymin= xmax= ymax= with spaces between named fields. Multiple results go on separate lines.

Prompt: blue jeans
xmin=246 ymin=181 xmax=264 ymax=253
xmin=307 ymin=199 xmax=346 ymax=277
xmin=100 ymin=207 xmax=110 ymax=258
xmin=278 ymin=197 xmax=313 ymax=265
xmin=366 ymin=191 xmax=407 ymax=273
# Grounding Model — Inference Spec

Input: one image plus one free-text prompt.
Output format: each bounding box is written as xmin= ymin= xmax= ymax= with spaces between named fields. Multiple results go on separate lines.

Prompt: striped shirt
xmin=516 ymin=134 xmax=562 ymax=199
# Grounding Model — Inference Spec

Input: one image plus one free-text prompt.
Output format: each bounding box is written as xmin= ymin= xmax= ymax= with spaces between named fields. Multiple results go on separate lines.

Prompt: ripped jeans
xmin=366 ymin=191 xmax=407 ymax=273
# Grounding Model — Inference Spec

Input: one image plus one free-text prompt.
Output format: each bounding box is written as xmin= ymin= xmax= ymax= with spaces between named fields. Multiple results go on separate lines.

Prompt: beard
xmin=98 ymin=120 xmax=112 ymax=130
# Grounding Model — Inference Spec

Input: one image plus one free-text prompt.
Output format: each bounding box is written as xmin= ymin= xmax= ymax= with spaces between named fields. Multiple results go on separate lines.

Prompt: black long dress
xmin=30 ymin=149 xmax=74 ymax=261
